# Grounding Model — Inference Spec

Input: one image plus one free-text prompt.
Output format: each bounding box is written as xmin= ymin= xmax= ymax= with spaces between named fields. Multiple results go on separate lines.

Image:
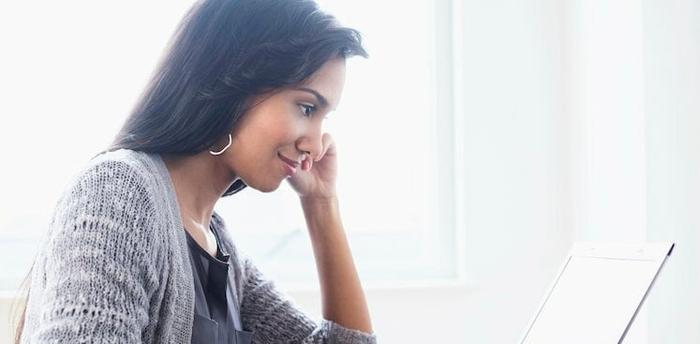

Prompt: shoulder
xmin=81 ymin=148 xmax=158 ymax=186
xmin=52 ymin=149 xmax=165 ymax=227
xmin=65 ymin=149 xmax=161 ymax=200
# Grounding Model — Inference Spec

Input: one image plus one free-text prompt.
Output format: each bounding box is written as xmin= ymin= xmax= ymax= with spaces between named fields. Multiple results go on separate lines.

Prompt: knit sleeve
xmin=239 ymin=257 xmax=377 ymax=344
xmin=27 ymin=160 xmax=160 ymax=343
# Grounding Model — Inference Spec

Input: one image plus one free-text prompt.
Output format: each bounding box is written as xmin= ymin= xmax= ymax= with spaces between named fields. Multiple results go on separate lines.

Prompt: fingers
xmin=300 ymin=133 xmax=334 ymax=172
xmin=316 ymin=133 xmax=335 ymax=162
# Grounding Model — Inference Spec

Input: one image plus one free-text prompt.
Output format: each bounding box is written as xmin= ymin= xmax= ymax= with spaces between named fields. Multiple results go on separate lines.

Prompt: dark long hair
xmin=109 ymin=0 xmax=367 ymax=196
xmin=14 ymin=0 xmax=366 ymax=342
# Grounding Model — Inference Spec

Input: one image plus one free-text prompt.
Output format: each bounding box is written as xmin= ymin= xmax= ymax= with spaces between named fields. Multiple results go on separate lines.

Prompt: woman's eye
xmin=299 ymin=104 xmax=315 ymax=117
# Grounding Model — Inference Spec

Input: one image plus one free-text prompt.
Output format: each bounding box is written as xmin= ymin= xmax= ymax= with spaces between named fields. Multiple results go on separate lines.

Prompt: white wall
xmin=454 ymin=0 xmax=573 ymax=342
xmin=644 ymin=0 xmax=700 ymax=342
xmin=566 ymin=0 xmax=648 ymax=242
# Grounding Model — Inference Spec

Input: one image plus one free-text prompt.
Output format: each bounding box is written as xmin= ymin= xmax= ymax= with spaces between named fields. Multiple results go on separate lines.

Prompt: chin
xmin=247 ymin=178 xmax=283 ymax=193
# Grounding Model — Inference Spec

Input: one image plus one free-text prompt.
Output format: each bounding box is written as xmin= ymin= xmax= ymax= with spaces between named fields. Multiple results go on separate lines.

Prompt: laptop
xmin=519 ymin=242 xmax=675 ymax=344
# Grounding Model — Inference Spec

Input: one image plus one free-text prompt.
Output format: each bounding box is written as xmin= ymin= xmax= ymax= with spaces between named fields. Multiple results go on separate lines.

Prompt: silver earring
xmin=209 ymin=134 xmax=232 ymax=156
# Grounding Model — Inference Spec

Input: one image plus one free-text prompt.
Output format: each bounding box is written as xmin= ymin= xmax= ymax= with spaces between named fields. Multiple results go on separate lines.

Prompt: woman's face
xmin=226 ymin=57 xmax=346 ymax=192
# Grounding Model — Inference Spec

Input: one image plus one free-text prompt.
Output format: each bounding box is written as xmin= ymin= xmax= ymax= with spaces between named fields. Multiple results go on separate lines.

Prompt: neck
xmin=162 ymin=151 xmax=236 ymax=228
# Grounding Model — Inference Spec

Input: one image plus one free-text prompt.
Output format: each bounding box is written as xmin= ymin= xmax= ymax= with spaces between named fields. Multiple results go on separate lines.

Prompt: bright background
xmin=1 ymin=0 xmax=699 ymax=343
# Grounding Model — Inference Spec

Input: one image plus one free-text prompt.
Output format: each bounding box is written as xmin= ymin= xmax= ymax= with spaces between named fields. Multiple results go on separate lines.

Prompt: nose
xmin=296 ymin=125 xmax=323 ymax=161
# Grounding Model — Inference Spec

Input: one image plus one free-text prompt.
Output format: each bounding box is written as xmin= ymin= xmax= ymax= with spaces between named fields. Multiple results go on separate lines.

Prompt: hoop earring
xmin=209 ymin=134 xmax=232 ymax=156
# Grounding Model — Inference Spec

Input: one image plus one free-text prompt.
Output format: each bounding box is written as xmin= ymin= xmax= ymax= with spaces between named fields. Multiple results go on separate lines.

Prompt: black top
xmin=185 ymin=220 xmax=253 ymax=344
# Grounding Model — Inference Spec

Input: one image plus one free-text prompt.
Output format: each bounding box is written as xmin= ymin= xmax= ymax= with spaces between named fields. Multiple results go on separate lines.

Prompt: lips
xmin=278 ymin=153 xmax=300 ymax=167
xmin=278 ymin=153 xmax=299 ymax=176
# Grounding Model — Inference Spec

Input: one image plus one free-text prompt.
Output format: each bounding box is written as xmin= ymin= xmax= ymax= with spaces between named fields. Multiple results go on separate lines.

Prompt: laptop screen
xmin=521 ymin=243 xmax=673 ymax=344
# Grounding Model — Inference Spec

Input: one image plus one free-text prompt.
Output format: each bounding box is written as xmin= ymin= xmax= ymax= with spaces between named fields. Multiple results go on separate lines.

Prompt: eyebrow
xmin=294 ymin=87 xmax=329 ymax=108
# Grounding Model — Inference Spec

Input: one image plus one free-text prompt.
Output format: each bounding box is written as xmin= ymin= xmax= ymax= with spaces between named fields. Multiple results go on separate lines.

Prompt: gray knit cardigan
xmin=20 ymin=149 xmax=377 ymax=343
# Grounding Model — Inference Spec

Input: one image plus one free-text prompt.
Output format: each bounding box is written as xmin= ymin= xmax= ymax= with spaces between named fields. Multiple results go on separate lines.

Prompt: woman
xmin=15 ymin=0 xmax=375 ymax=343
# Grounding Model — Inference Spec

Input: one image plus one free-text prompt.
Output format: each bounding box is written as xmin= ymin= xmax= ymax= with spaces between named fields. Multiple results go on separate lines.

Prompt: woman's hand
xmin=287 ymin=134 xmax=373 ymax=334
xmin=286 ymin=132 xmax=338 ymax=199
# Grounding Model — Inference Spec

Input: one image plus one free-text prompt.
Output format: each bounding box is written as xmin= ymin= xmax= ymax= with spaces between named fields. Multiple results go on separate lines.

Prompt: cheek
xmin=232 ymin=109 xmax=301 ymax=161
xmin=231 ymin=131 xmax=278 ymax=171
xmin=265 ymin=120 xmax=301 ymax=147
